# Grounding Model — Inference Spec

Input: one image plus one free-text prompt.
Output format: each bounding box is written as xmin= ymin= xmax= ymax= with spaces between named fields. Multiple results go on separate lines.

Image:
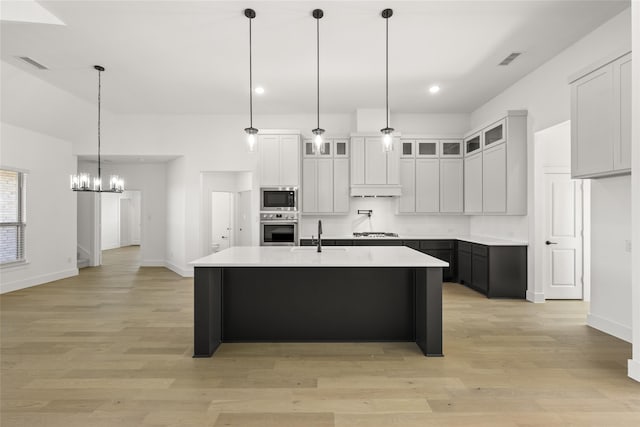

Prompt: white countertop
xmin=299 ymin=235 xmax=528 ymax=246
xmin=190 ymin=246 xmax=449 ymax=268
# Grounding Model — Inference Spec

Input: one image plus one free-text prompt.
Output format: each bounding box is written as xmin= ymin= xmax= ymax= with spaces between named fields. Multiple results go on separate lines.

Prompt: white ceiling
xmin=0 ymin=0 xmax=630 ymax=114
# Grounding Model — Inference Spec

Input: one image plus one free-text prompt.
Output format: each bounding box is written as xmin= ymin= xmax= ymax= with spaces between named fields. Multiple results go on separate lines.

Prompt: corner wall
xmin=0 ymin=123 xmax=78 ymax=293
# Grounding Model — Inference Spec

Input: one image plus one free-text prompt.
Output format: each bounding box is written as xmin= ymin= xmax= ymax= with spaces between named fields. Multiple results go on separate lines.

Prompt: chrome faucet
xmin=317 ymin=220 xmax=323 ymax=253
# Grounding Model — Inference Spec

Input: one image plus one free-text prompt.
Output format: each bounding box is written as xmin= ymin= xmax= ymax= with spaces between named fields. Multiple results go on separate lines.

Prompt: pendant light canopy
xmin=70 ymin=65 xmax=124 ymax=193
xmin=380 ymin=8 xmax=394 ymax=152
xmin=311 ymin=8 xmax=325 ymax=154
xmin=244 ymin=8 xmax=259 ymax=152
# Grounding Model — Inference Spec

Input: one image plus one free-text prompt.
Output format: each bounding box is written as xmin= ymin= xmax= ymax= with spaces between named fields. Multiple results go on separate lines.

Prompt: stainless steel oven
xmin=260 ymin=187 xmax=298 ymax=212
xmin=260 ymin=213 xmax=298 ymax=246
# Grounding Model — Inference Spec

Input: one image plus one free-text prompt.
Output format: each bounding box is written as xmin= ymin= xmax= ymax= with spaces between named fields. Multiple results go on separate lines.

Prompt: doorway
xmin=101 ymin=190 xmax=142 ymax=264
xmin=211 ymin=192 xmax=234 ymax=253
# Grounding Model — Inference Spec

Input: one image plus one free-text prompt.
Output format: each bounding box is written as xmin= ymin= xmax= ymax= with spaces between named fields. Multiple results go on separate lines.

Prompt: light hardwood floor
xmin=1 ymin=246 xmax=638 ymax=426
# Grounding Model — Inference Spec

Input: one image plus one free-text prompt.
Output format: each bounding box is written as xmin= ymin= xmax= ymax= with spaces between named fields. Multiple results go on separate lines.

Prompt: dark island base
xmin=194 ymin=267 xmax=443 ymax=358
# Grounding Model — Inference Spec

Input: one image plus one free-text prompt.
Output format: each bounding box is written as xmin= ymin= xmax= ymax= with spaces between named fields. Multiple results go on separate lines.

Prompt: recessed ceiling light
xmin=429 ymin=85 xmax=440 ymax=94
xmin=255 ymin=86 xmax=265 ymax=94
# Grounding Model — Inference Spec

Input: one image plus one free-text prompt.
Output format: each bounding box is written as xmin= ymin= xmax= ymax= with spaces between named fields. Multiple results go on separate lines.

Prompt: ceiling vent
xmin=17 ymin=56 xmax=48 ymax=70
xmin=498 ymin=52 xmax=521 ymax=66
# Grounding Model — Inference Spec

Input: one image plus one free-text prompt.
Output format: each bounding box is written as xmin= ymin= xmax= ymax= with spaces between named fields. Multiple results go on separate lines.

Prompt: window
xmin=0 ymin=169 xmax=26 ymax=265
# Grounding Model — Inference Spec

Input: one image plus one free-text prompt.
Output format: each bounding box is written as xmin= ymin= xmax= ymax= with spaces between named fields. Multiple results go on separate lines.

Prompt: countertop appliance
xmin=260 ymin=212 xmax=298 ymax=246
xmin=353 ymin=232 xmax=399 ymax=238
xmin=260 ymin=187 xmax=298 ymax=211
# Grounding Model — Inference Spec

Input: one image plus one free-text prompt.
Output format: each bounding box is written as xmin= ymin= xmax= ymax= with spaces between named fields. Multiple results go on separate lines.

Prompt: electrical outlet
xmin=624 ymin=240 xmax=632 ymax=253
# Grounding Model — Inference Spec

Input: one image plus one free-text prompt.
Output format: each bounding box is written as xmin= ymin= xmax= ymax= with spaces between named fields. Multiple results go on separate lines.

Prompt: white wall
xmin=76 ymin=192 xmax=99 ymax=265
xmin=0 ymin=123 xmax=77 ymax=293
xmin=588 ymin=175 xmax=632 ymax=342
xmin=466 ymin=8 xmax=632 ymax=304
xmin=628 ymin=0 xmax=640 ymax=383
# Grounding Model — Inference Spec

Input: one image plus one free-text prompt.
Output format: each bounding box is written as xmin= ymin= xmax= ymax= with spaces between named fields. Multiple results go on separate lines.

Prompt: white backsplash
xmin=299 ymin=198 xmax=470 ymax=237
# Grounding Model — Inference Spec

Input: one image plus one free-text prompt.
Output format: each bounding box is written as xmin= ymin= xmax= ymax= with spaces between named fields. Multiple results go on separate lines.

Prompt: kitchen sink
xmin=290 ymin=247 xmax=347 ymax=252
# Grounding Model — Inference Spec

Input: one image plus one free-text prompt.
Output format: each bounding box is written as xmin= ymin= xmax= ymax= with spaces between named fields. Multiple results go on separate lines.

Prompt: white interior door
xmin=211 ymin=192 xmax=233 ymax=252
xmin=119 ymin=198 xmax=132 ymax=247
xmin=236 ymin=190 xmax=252 ymax=246
xmin=543 ymin=172 xmax=583 ymax=299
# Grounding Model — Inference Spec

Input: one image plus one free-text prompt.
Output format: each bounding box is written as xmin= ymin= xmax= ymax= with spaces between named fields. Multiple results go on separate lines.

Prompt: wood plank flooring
xmin=1 ymin=246 xmax=638 ymax=426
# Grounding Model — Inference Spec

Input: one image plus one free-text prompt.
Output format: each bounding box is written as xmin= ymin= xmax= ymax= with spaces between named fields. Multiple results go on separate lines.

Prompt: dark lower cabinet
xmin=299 ymin=237 xmax=526 ymax=298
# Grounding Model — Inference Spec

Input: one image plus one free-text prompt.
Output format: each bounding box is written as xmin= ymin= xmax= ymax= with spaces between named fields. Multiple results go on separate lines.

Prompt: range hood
xmin=351 ymin=184 xmax=402 ymax=197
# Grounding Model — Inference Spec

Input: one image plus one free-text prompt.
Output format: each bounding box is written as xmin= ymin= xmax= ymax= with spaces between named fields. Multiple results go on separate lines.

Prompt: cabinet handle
xmin=545 ymin=240 xmax=557 ymax=245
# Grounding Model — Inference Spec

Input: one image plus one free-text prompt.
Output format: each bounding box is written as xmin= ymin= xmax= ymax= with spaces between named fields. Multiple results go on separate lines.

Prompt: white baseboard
xmin=587 ymin=313 xmax=632 ymax=342
xmin=628 ymin=359 xmax=640 ymax=382
xmin=0 ymin=268 xmax=79 ymax=294
xmin=140 ymin=259 xmax=166 ymax=267
xmin=526 ymin=290 xmax=546 ymax=303
xmin=164 ymin=261 xmax=194 ymax=277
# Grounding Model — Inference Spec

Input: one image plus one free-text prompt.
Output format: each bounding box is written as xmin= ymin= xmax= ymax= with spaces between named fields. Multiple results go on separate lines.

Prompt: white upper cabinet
xmin=464 ymin=153 xmax=483 ymax=214
xmin=440 ymin=140 xmax=463 ymax=158
xmin=570 ymin=51 xmax=631 ymax=178
xmin=463 ymin=110 xmax=527 ymax=216
xmin=260 ymin=134 xmax=300 ymax=187
xmin=440 ymin=158 xmax=464 ymax=213
xmin=415 ymin=140 xmax=439 ymax=158
xmin=415 ymin=159 xmax=440 ymax=213
xmin=398 ymin=159 xmax=416 ymax=213
xmin=302 ymin=137 xmax=350 ymax=214
xmin=401 ymin=140 xmax=415 ymax=159
xmin=350 ymin=136 xmax=401 ymax=196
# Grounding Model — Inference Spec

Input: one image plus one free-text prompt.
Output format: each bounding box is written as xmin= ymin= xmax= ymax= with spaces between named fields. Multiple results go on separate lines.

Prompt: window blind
xmin=0 ymin=169 xmax=26 ymax=265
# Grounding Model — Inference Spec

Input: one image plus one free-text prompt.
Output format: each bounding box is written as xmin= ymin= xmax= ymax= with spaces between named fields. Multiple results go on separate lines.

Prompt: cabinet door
xmin=401 ymin=140 xmax=415 ymax=158
xmin=279 ymin=135 xmax=300 ymax=186
xmin=416 ymin=140 xmax=439 ymax=158
xmin=440 ymin=158 xmax=463 ymax=213
xmin=464 ymin=133 xmax=482 ymax=156
xmin=458 ymin=249 xmax=472 ymax=285
xmin=398 ymin=159 xmax=415 ymax=213
xmin=482 ymin=144 xmax=507 ymax=213
xmin=571 ymin=65 xmax=614 ymax=177
xmin=333 ymin=158 xmax=350 ymax=213
xmin=365 ymin=137 xmax=387 ymax=184
xmin=483 ymin=119 xmax=506 ymax=148
xmin=317 ymin=159 xmax=333 ymax=213
xmin=472 ymin=253 xmax=488 ymax=294
xmin=350 ymin=137 xmax=365 ymax=185
xmin=259 ymin=135 xmax=280 ymax=186
xmin=334 ymin=139 xmax=349 ymax=158
xmin=464 ymin=153 xmax=483 ymax=213
xmin=303 ymin=139 xmax=316 ymax=157
xmin=387 ymin=138 xmax=400 ymax=185
xmin=302 ymin=159 xmax=317 ymax=213
xmin=415 ymin=159 xmax=439 ymax=213
xmin=613 ymin=53 xmax=631 ymax=171
xmin=441 ymin=140 xmax=462 ymax=158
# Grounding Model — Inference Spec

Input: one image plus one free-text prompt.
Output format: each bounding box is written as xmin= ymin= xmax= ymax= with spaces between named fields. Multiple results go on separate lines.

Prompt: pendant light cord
xmin=249 ymin=16 xmax=253 ymax=129
xmin=316 ymin=15 xmax=320 ymax=130
xmin=97 ymin=68 xmax=102 ymax=186
xmin=385 ymin=15 xmax=389 ymax=129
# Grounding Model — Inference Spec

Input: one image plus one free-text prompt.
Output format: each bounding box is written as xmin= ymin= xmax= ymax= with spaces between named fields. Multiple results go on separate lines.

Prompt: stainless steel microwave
xmin=260 ymin=187 xmax=298 ymax=211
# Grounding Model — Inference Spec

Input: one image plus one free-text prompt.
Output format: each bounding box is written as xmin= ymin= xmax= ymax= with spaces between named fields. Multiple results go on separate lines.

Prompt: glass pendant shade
xmin=245 ymin=127 xmax=258 ymax=152
xmin=381 ymin=128 xmax=394 ymax=152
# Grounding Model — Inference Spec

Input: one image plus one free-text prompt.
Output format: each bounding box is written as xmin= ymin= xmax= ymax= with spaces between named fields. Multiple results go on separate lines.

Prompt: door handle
xmin=545 ymin=240 xmax=557 ymax=245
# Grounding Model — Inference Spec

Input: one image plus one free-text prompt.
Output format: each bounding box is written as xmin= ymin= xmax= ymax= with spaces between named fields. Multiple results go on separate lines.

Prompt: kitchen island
xmin=190 ymin=246 xmax=448 ymax=357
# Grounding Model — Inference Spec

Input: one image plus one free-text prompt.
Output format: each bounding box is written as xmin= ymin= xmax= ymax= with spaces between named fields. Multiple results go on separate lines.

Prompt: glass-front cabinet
xmin=303 ymin=139 xmax=332 ymax=157
xmin=464 ymin=133 xmax=482 ymax=155
xmin=400 ymin=140 xmax=415 ymax=158
xmin=334 ymin=139 xmax=349 ymax=158
xmin=415 ymin=140 xmax=439 ymax=158
xmin=440 ymin=140 xmax=463 ymax=157
xmin=483 ymin=119 xmax=506 ymax=148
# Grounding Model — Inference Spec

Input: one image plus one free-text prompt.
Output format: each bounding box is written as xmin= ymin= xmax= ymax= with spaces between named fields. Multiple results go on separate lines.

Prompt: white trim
xmin=0 ymin=268 xmax=78 ymax=294
xmin=258 ymin=129 xmax=300 ymax=135
xmin=526 ymin=290 xmax=546 ymax=303
xmin=164 ymin=261 xmax=193 ymax=277
xmin=140 ymin=259 xmax=165 ymax=267
xmin=587 ymin=313 xmax=632 ymax=343
xmin=628 ymin=359 xmax=640 ymax=383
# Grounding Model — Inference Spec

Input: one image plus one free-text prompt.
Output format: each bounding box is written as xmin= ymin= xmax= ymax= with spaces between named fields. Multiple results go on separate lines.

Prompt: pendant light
xmin=380 ymin=8 xmax=394 ymax=152
xmin=70 ymin=65 xmax=124 ymax=193
xmin=311 ymin=8 xmax=325 ymax=154
xmin=244 ymin=8 xmax=259 ymax=152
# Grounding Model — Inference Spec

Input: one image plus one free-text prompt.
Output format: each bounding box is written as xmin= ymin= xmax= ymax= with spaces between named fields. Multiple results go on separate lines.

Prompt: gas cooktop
xmin=352 ymin=232 xmax=399 ymax=238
